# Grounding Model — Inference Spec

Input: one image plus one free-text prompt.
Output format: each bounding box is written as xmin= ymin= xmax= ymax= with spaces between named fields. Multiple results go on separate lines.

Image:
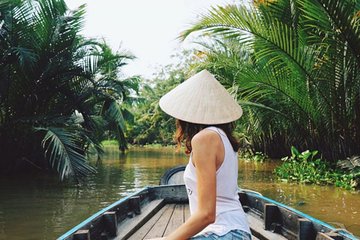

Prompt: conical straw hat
xmin=159 ymin=69 xmax=242 ymax=124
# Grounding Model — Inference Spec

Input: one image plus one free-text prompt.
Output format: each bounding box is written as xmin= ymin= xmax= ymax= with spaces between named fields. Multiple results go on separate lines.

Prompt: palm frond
xmin=36 ymin=126 xmax=96 ymax=181
xmin=107 ymin=101 xmax=126 ymax=131
xmin=315 ymin=0 xmax=360 ymax=66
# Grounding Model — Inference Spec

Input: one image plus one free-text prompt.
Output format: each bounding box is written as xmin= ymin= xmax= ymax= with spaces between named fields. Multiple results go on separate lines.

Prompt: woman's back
xmin=184 ymin=126 xmax=250 ymax=237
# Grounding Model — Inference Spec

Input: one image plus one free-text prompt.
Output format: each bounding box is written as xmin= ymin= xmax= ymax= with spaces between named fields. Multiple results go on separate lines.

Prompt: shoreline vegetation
xmin=274 ymin=147 xmax=360 ymax=190
xmin=1 ymin=0 xmax=360 ymax=192
xmin=102 ymin=141 xmax=360 ymax=190
xmin=102 ymin=140 xmax=173 ymax=149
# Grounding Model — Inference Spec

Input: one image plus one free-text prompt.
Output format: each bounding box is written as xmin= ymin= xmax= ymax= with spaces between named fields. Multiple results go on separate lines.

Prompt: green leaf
xmin=35 ymin=126 xmax=96 ymax=181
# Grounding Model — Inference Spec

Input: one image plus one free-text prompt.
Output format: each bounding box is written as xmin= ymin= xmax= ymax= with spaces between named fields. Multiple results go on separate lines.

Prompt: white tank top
xmin=183 ymin=127 xmax=251 ymax=236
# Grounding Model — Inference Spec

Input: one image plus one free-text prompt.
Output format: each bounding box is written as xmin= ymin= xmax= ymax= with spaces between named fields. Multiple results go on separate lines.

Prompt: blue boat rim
xmin=57 ymin=185 xmax=359 ymax=240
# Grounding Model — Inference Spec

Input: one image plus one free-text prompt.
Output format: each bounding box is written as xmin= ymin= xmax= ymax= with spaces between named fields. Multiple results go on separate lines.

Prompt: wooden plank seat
xmin=127 ymin=202 xmax=286 ymax=240
xmin=115 ymin=199 xmax=165 ymax=239
xmin=128 ymin=203 xmax=189 ymax=239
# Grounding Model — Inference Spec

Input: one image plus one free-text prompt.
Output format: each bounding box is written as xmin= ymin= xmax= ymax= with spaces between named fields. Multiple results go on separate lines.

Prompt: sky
xmin=65 ymin=0 xmax=247 ymax=78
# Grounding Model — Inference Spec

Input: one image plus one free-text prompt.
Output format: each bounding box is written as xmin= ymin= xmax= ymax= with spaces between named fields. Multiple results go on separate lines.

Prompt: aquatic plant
xmin=275 ymin=147 xmax=359 ymax=190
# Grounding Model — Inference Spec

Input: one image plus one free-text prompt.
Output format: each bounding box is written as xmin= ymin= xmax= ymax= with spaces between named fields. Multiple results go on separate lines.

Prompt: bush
xmin=275 ymin=147 xmax=359 ymax=190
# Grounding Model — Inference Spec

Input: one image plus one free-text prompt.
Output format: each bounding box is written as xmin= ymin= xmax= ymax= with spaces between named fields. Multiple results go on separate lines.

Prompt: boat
xmin=58 ymin=165 xmax=358 ymax=240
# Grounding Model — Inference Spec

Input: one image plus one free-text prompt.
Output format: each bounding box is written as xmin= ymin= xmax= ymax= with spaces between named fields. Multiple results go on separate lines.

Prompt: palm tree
xmin=84 ymin=42 xmax=140 ymax=153
xmin=181 ymin=0 xmax=360 ymax=160
xmin=0 ymin=0 xmax=137 ymax=180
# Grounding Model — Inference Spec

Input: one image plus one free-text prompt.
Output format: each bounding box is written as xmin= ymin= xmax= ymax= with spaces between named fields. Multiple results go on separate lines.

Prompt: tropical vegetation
xmin=1 ymin=0 xmax=360 ymax=189
xmin=275 ymin=147 xmax=359 ymax=190
xmin=126 ymin=53 xmax=193 ymax=146
xmin=122 ymin=0 xmax=360 ymax=189
xmin=180 ymin=0 xmax=360 ymax=162
xmin=0 ymin=0 xmax=138 ymax=181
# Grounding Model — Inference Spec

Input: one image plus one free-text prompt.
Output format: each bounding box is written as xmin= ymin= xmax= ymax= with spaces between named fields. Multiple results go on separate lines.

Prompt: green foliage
xmin=126 ymin=72 xmax=179 ymax=145
xmin=275 ymin=147 xmax=359 ymax=190
xmin=334 ymin=156 xmax=360 ymax=189
xmin=35 ymin=126 xmax=96 ymax=180
xmin=240 ymin=151 xmax=267 ymax=162
xmin=181 ymin=0 xmax=360 ymax=161
xmin=126 ymin=52 xmax=194 ymax=146
xmin=337 ymin=156 xmax=360 ymax=172
xmin=331 ymin=171 xmax=358 ymax=190
xmin=101 ymin=140 xmax=119 ymax=146
xmin=0 ymin=0 xmax=137 ymax=180
xmin=275 ymin=147 xmax=332 ymax=184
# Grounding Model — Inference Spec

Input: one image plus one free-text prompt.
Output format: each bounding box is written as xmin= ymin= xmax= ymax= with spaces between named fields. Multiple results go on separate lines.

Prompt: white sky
xmin=65 ymin=0 xmax=247 ymax=78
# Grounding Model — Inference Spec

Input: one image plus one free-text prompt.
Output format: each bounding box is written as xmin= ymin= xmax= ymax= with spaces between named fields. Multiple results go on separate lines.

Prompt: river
xmin=0 ymin=146 xmax=359 ymax=239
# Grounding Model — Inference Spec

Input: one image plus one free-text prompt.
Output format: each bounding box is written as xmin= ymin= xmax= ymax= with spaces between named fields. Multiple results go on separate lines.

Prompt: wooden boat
xmin=58 ymin=165 xmax=358 ymax=240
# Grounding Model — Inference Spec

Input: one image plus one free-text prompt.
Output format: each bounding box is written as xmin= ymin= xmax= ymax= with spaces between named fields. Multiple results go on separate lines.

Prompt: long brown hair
xmin=175 ymin=119 xmax=240 ymax=154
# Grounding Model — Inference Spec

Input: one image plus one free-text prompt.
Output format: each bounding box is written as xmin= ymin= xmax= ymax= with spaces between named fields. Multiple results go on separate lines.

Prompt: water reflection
xmin=0 ymin=147 xmax=359 ymax=240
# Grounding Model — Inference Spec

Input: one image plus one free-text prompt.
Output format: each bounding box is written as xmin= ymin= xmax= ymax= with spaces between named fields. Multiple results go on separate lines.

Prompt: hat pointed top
xmin=159 ymin=69 xmax=242 ymax=124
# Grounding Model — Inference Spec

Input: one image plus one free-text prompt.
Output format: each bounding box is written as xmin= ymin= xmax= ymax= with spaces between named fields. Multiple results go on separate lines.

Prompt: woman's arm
xmin=164 ymin=130 xmax=222 ymax=240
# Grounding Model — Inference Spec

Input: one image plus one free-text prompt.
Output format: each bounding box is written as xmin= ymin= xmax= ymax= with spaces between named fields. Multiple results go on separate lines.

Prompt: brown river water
xmin=0 ymin=146 xmax=359 ymax=239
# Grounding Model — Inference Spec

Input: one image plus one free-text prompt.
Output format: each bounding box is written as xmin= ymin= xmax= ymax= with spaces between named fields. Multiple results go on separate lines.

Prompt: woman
xmin=155 ymin=69 xmax=251 ymax=240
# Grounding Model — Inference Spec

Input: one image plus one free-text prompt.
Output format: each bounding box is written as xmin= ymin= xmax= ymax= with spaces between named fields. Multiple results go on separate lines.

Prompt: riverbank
xmin=101 ymin=140 xmax=176 ymax=149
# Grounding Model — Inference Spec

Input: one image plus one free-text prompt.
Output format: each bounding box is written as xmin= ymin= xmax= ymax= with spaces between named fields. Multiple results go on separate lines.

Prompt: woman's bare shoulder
xmin=191 ymin=128 xmax=221 ymax=147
